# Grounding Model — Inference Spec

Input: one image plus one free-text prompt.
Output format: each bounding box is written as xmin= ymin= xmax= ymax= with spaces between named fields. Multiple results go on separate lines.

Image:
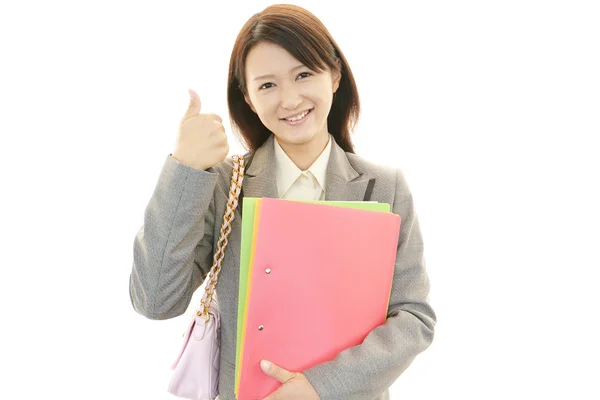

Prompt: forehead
xmin=245 ymin=42 xmax=303 ymax=77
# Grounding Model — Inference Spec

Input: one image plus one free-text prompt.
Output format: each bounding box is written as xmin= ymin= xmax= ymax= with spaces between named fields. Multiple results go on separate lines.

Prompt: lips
xmin=281 ymin=108 xmax=313 ymax=120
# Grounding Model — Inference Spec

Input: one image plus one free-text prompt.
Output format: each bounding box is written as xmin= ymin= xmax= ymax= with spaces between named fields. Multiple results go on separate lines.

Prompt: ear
xmin=332 ymin=59 xmax=342 ymax=94
xmin=244 ymin=93 xmax=257 ymax=113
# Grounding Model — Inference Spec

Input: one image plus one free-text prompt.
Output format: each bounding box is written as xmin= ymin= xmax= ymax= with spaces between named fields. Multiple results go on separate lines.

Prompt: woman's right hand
xmin=171 ymin=89 xmax=229 ymax=171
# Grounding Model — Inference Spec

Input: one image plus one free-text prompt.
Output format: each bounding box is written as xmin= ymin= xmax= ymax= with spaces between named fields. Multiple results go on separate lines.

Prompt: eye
xmin=258 ymin=72 xmax=313 ymax=91
xmin=297 ymin=72 xmax=312 ymax=79
xmin=259 ymin=82 xmax=274 ymax=90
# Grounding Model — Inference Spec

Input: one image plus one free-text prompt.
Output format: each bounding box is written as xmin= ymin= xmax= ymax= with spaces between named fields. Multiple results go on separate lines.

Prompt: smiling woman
xmin=227 ymin=5 xmax=361 ymax=166
xmin=240 ymin=41 xmax=340 ymax=170
xmin=129 ymin=4 xmax=435 ymax=400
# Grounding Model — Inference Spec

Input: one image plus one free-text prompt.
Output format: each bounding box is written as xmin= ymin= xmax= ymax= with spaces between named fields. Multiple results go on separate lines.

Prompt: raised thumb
xmin=183 ymin=88 xmax=201 ymax=119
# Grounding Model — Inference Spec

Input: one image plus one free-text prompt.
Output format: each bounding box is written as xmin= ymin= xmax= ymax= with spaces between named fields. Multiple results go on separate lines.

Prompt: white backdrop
xmin=1 ymin=1 xmax=599 ymax=399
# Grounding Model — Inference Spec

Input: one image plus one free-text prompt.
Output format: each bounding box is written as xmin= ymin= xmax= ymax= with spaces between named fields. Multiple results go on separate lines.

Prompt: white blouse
xmin=273 ymin=135 xmax=332 ymax=201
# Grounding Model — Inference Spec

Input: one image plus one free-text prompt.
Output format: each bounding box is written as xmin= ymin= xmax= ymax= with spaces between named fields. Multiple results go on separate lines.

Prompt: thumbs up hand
xmin=172 ymin=89 xmax=229 ymax=171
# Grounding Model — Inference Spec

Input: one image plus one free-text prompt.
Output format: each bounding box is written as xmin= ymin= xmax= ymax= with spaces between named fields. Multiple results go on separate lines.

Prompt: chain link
xmin=197 ymin=155 xmax=245 ymax=321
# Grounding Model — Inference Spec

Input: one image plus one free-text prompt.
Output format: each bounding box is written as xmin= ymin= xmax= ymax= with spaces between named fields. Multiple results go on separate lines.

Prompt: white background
xmin=1 ymin=1 xmax=599 ymax=399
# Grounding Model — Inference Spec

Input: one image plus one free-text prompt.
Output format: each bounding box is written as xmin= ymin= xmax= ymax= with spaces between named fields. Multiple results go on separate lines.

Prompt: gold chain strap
xmin=197 ymin=155 xmax=245 ymax=321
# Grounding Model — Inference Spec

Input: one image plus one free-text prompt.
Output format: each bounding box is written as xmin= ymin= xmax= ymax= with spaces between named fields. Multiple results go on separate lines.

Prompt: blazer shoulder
xmin=212 ymin=145 xmax=253 ymax=169
xmin=209 ymin=157 xmax=235 ymax=178
xmin=345 ymin=152 xmax=400 ymax=184
xmin=345 ymin=152 xmax=416 ymax=205
xmin=209 ymin=150 xmax=254 ymax=189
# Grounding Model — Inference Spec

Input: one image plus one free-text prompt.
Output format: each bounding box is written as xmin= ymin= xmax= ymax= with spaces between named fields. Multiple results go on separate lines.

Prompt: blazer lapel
xmin=240 ymin=134 xmax=374 ymax=202
xmin=241 ymin=134 xmax=279 ymax=199
xmin=325 ymin=137 xmax=373 ymax=202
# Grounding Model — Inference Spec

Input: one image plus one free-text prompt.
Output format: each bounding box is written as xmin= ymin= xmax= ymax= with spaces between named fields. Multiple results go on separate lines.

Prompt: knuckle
xmin=209 ymin=113 xmax=223 ymax=123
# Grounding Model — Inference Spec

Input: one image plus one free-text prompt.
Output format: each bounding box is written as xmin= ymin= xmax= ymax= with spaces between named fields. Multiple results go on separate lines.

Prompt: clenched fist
xmin=171 ymin=89 xmax=229 ymax=171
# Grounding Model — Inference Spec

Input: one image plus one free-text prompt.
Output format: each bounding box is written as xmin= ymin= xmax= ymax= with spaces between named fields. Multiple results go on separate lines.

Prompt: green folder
xmin=234 ymin=198 xmax=391 ymax=394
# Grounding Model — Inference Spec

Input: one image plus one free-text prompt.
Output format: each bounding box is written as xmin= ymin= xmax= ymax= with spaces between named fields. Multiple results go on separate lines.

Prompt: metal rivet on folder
xmin=258 ymin=325 xmax=264 ymax=331
xmin=265 ymin=268 xmax=271 ymax=274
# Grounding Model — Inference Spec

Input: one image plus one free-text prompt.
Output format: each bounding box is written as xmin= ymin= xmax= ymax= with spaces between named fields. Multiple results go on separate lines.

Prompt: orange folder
xmin=237 ymin=198 xmax=401 ymax=400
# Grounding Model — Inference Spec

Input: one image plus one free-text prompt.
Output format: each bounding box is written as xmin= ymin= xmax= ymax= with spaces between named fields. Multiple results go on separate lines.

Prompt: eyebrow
xmin=252 ymin=64 xmax=306 ymax=81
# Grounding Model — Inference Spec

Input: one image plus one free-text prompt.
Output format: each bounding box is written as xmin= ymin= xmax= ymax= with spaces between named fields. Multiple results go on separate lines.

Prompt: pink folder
xmin=238 ymin=198 xmax=401 ymax=400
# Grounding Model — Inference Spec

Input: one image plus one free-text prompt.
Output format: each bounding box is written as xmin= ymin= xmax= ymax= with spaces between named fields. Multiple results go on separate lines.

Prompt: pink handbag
xmin=168 ymin=155 xmax=245 ymax=400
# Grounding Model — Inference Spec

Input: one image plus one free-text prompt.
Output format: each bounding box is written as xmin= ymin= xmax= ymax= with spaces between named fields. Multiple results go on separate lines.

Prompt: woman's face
xmin=244 ymin=41 xmax=340 ymax=149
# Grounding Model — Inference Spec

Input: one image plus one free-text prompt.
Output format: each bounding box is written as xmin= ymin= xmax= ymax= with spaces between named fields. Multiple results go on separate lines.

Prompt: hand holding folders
xmin=234 ymin=198 xmax=401 ymax=400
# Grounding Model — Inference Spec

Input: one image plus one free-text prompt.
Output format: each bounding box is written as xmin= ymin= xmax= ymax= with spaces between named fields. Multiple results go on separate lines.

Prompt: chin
xmin=285 ymin=131 xmax=317 ymax=142
xmin=278 ymin=133 xmax=321 ymax=148
xmin=275 ymin=128 xmax=329 ymax=146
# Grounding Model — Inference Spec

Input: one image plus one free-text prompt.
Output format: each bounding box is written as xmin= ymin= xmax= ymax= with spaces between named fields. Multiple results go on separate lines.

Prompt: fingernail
xmin=260 ymin=360 xmax=270 ymax=372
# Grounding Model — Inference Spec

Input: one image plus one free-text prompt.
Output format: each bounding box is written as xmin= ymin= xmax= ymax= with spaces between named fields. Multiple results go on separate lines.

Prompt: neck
xmin=276 ymin=133 xmax=330 ymax=171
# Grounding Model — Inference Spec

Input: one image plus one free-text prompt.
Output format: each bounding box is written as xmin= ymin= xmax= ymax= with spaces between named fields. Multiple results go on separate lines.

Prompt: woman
xmin=130 ymin=4 xmax=436 ymax=400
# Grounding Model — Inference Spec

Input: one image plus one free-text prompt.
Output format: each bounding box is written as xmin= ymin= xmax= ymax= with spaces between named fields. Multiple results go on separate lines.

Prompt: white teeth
xmin=286 ymin=109 xmax=310 ymax=121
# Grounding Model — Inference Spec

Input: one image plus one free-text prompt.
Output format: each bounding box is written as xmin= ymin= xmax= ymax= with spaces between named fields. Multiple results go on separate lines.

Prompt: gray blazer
xmin=129 ymin=134 xmax=436 ymax=400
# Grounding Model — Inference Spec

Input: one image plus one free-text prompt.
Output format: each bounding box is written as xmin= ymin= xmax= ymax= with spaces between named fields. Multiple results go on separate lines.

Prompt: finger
xmin=261 ymin=360 xmax=294 ymax=383
xmin=183 ymin=88 xmax=201 ymax=120
xmin=207 ymin=113 xmax=223 ymax=124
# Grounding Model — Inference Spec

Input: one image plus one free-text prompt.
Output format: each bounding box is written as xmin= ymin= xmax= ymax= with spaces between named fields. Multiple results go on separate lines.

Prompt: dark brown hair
xmin=227 ymin=4 xmax=360 ymax=153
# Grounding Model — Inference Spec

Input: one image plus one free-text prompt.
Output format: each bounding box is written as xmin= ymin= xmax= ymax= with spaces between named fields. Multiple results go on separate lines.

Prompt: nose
xmin=279 ymin=84 xmax=302 ymax=110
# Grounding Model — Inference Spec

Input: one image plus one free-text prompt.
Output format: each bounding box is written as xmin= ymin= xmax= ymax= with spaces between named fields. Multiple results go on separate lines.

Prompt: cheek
xmin=310 ymin=82 xmax=333 ymax=103
xmin=255 ymin=97 xmax=277 ymax=115
xmin=312 ymin=87 xmax=333 ymax=110
xmin=256 ymin=100 xmax=279 ymax=125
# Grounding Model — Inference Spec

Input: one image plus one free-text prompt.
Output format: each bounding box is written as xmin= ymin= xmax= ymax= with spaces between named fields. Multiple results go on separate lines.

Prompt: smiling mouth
xmin=281 ymin=108 xmax=313 ymax=121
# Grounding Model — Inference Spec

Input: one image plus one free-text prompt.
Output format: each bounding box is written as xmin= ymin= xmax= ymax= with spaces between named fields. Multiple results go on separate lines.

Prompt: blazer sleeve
xmin=129 ymin=154 xmax=218 ymax=320
xmin=302 ymin=169 xmax=436 ymax=400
